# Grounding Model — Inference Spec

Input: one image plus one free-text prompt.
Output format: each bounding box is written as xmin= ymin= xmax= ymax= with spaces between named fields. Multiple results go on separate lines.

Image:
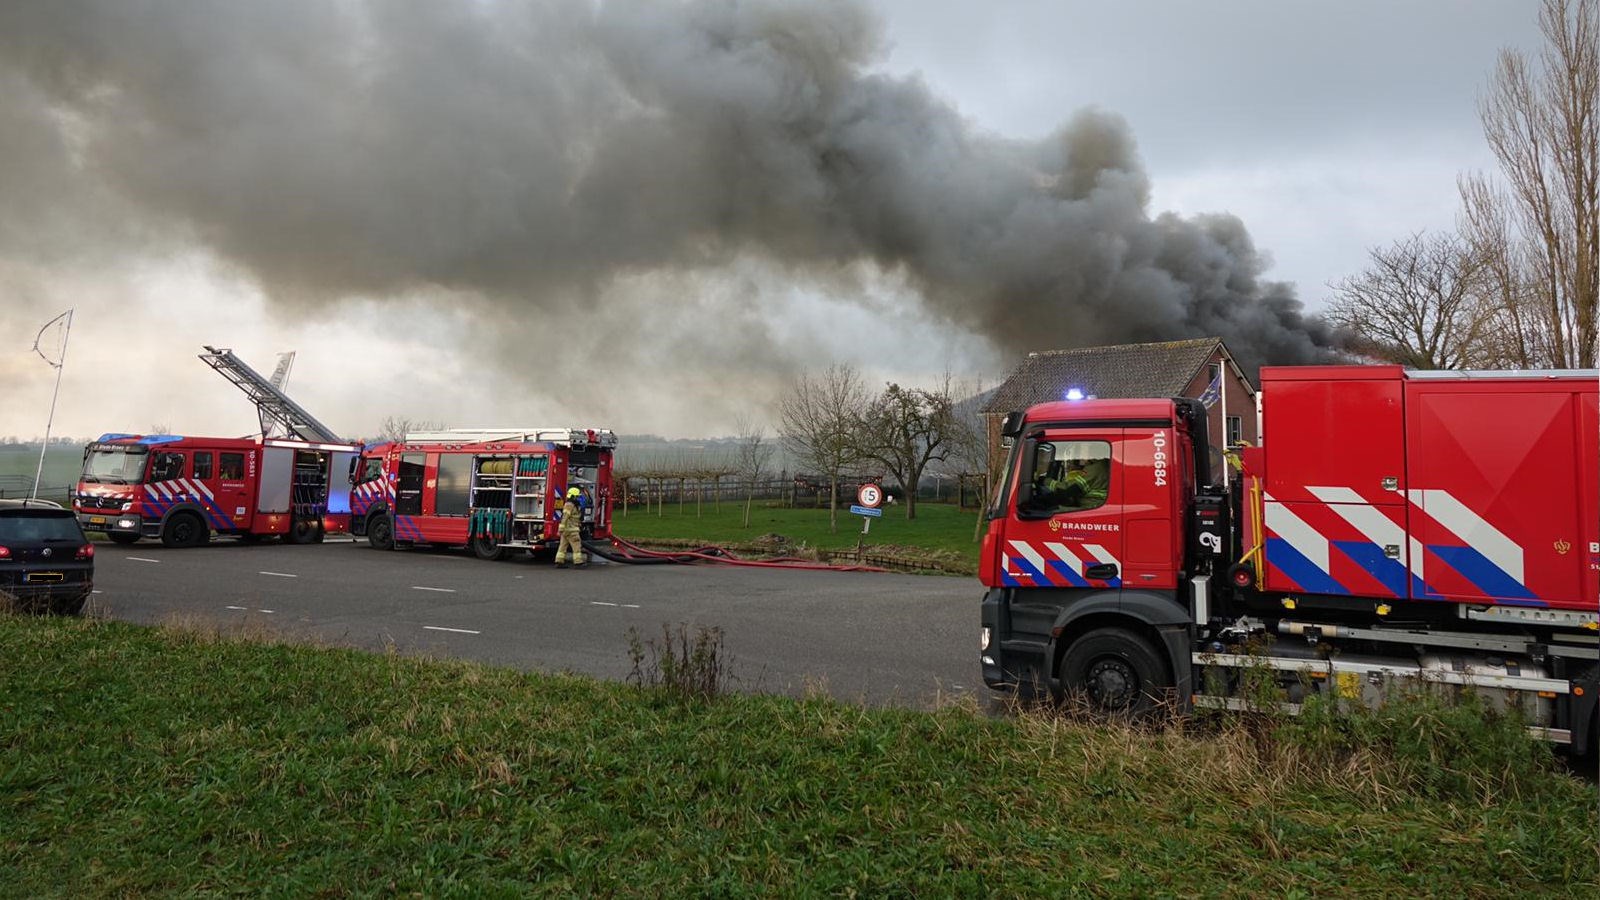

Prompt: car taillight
xmin=0 ymin=546 xmax=9 ymax=558
xmin=76 ymin=544 xmax=95 ymax=560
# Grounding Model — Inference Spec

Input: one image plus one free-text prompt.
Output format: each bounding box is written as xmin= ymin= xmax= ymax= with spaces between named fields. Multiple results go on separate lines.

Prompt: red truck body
xmin=981 ymin=366 xmax=1599 ymax=752
xmin=348 ymin=428 xmax=616 ymax=560
xmin=74 ymin=434 xmax=359 ymax=546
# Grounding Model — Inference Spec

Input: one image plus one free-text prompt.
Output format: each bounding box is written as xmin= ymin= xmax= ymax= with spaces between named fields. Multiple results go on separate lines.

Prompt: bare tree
xmin=733 ymin=414 xmax=775 ymax=528
xmin=1461 ymin=0 xmax=1600 ymax=367
xmin=1325 ymin=231 xmax=1496 ymax=369
xmin=778 ymin=364 xmax=868 ymax=534
xmin=857 ymin=376 xmax=961 ymax=520
xmin=379 ymin=416 xmax=444 ymax=441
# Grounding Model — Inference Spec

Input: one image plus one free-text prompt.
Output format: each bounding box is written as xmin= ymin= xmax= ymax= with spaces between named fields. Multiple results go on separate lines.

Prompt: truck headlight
xmin=117 ymin=518 xmax=136 ymax=529
xmin=981 ymin=626 xmax=992 ymax=652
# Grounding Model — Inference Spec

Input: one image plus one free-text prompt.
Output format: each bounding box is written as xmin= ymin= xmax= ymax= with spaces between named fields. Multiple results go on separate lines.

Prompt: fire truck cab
xmin=349 ymin=428 xmax=616 ymax=560
xmin=981 ymin=366 xmax=1600 ymax=752
xmin=75 ymin=434 xmax=359 ymax=547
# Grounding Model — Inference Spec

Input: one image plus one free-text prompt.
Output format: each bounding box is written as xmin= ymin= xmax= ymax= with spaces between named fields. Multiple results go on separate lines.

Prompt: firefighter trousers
xmin=556 ymin=531 xmax=585 ymax=566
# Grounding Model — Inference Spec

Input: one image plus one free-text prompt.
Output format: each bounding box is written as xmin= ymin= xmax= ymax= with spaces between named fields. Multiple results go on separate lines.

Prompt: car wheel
xmin=1056 ymin=627 xmax=1171 ymax=717
xmin=366 ymin=512 xmax=394 ymax=551
xmin=160 ymin=512 xmax=207 ymax=549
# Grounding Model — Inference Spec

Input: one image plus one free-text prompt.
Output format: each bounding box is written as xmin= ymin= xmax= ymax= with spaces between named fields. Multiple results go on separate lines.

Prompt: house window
xmin=1208 ymin=362 xmax=1221 ymax=384
xmin=1226 ymin=416 xmax=1243 ymax=447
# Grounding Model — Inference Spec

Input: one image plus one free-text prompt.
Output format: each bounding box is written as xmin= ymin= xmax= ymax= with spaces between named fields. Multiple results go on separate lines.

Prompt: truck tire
xmin=288 ymin=518 xmax=322 ymax=545
xmin=470 ymin=533 xmax=506 ymax=561
xmin=160 ymin=512 xmax=207 ymax=548
xmin=107 ymin=532 xmax=140 ymax=545
xmin=1056 ymin=627 xmax=1172 ymax=717
xmin=366 ymin=512 xmax=394 ymax=551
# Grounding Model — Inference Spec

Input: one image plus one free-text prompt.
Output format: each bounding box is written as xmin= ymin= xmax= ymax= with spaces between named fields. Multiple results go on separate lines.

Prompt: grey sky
xmin=0 ymin=1 xmax=1545 ymax=442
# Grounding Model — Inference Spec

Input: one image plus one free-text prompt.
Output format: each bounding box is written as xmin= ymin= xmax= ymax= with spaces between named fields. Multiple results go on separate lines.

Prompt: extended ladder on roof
xmin=198 ymin=345 xmax=343 ymax=443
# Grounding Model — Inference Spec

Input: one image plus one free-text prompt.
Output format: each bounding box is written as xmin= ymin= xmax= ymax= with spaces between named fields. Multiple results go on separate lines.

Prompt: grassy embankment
xmin=2 ymin=613 xmax=1595 ymax=896
xmin=613 ymin=500 xmax=983 ymax=572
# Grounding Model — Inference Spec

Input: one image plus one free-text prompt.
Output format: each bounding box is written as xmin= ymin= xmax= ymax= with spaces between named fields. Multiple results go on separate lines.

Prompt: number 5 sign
xmin=856 ymin=483 xmax=883 ymax=509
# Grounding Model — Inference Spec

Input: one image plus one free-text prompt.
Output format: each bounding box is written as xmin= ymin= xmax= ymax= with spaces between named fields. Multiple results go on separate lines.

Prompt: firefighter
xmin=554 ymin=486 xmax=587 ymax=569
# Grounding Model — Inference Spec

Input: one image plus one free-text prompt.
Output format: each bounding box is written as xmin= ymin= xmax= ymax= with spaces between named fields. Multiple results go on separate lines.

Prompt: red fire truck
xmin=980 ymin=365 xmax=1599 ymax=753
xmin=74 ymin=434 xmax=360 ymax=546
xmin=348 ymin=428 xmax=616 ymax=560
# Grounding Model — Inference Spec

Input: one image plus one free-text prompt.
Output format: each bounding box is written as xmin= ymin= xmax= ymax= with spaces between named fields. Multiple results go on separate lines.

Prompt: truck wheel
xmin=366 ymin=512 xmax=394 ymax=551
xmin=160 ymin=512 xmax=207 ymax=548
xmin=470 ymin=533 xmax=506 ymax=561
xmin=1056 ymin=627 xmax=1171 ymax=716
xmin=107 ymin=532 xmax=140 ymax=545
xmin=288 ymin=518 xmax=321 ymax=545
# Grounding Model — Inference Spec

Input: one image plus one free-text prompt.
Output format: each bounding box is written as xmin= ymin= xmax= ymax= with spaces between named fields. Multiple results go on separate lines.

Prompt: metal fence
xmin=612 ymin=473 xmax=989 ymax=512
xmin=0 ymin=475 xmax=71 ymax=503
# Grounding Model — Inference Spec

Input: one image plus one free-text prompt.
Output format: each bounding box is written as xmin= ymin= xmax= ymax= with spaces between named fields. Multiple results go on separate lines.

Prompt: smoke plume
xmin=0 ymin=0 xmax=1337 ymax=386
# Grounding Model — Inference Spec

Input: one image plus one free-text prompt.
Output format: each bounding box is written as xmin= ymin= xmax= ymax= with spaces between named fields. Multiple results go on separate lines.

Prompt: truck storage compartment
xmin=1404 ymin=375 xmax=1595 ymax=611
xmin=1257 ymin=366 xmax=1410 ymax=598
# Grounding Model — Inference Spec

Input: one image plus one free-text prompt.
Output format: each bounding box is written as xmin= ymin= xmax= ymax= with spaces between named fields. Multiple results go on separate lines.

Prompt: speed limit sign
xmin=856 ymin=483 xmax=883 ymax=509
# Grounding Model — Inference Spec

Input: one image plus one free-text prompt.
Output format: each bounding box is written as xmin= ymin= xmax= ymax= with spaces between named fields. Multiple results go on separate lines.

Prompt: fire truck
xmin=980 ymin=365 xmax=1599 ymax=753
xmin=349 ymin=428 xmax=617 ymax=560
xmin=74 ymin=434 xmax=359 ymax=546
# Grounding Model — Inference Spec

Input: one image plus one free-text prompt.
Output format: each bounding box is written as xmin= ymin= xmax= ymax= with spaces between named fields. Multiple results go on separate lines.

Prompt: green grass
xmin=2 ymin=614 xmax=1594 ymax=896
xmin=613 ymin=499 xmax=984 ymax=561
xmin=0 ymin=445 xmax=82 ymax=499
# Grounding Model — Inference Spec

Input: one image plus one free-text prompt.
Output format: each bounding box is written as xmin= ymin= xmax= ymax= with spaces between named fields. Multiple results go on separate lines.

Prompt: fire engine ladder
xmin=198 ymin=345 xmax=343 ymax=443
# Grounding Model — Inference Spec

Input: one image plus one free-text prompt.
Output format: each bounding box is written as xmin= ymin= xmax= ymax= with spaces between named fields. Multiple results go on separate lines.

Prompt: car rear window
xmin=0 ymin=512 xmax=86 ymax=543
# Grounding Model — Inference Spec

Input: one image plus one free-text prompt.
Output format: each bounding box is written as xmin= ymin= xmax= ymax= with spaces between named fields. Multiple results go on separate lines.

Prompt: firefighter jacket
xmin=558 ymin=498 xmax=582 ymax=534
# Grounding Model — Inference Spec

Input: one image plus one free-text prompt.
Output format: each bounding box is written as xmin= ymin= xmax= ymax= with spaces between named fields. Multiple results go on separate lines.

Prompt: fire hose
xmin=584 ymin=535 xmax=887 ymax=573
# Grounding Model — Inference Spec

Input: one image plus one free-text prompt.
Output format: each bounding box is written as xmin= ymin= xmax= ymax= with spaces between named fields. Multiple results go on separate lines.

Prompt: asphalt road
xmin=87 ymin=538 xmax=982 ymax=708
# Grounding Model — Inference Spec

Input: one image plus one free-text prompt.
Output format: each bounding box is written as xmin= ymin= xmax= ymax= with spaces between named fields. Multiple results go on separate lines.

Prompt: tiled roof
xmin=982 ymin=338 xmax=1233 ymax=414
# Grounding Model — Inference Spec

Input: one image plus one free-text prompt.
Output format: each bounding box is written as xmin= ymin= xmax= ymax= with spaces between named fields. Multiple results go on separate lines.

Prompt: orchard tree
xmin=857 ymin=376 xmax=962 ymax=520
xmin=778 ymin=364 xmax=868 ymax=534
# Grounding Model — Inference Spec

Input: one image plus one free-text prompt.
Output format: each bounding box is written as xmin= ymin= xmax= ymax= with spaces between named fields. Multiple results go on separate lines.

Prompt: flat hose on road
xmin=585 ymin=537 xmax=886 ymax=573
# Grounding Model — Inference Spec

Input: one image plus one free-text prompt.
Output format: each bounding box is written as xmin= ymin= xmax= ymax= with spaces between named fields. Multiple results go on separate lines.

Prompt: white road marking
xmin=259 ymin=571 xmax=297 ymax=578
xmin=622 ymin=604 xmax=640 ymax=609
xmin=590 ymin=601 xmax=618 ymax=607
xmin=225 ymin=605 xmax=248 ymax=610
xmin=258 ymin=609 xmax=275 ymax=614
xmin=423 ymin=625 xmax=480 ymax=635
xmin=412 ymin=586 xmax=456 ymax=593
xmin=126 ymin=557 xmax=160 ymax=563
xmin=91 ymin=590 xmax=102 ymax=595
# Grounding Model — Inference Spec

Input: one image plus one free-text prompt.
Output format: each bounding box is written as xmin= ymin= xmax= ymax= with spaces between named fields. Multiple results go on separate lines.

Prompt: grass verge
xmin=2 ymin=613 xmax=1595 ymax=896
xmin=613 ymin=501 xmax=982 ymax=572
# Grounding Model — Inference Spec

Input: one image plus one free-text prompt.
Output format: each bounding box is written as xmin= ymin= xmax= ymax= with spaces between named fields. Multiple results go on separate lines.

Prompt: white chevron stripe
xmin=1008 ymin=540 xmax=1051 ymax=576
xmin=1306 ymin=486 xmax=1416 ymax=583
xmin=1082 ymin=543 xmax=1121 ymax=566
xmin=190 ymin=478 xmax=214 ymax=500
xmin=1406 ymin=489 xmax=1523 ymax=582
xmin=1044 ymin=542 xmax=1084 ymax=571
xmin=1264 ymin=494 xmax=1330 ymax=574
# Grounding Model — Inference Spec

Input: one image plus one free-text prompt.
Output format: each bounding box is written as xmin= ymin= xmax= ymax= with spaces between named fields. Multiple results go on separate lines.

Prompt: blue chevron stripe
xmin=1331 ymin=540 xmax=1407 ymax=598
xmin=1430 ymin=545 xmax=1541 ymax=604
xmin=1265 ymin=537 xmax=1347 ymax=595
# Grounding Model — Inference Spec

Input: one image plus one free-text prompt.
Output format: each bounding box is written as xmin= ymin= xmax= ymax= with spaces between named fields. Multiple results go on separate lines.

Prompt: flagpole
xmin=31 ymin=310 xmax=73 ymax=500
xmin=1220 ymin=354 xmax=1229 ymax=489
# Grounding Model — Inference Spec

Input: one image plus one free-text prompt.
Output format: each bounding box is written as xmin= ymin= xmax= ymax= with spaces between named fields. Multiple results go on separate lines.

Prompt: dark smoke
xmin=0 ymin=0 xmax=1338 ymax=377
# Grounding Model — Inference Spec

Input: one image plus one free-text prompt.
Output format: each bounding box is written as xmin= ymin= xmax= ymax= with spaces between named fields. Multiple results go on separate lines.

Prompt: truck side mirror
xmin=1000 ymin=411 xmax=1025 ymax=439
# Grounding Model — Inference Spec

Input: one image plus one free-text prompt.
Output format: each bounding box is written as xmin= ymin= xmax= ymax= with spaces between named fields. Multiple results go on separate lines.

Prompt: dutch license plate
xmin=89 ymin=516 xmax=106 ymax=524
xmin=25 ymin=572 xmax=64 ymax=583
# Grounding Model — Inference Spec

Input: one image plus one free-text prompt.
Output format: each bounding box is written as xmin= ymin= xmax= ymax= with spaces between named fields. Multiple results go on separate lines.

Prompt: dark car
xmin=0 ymin=498 xmax=94 ymax=615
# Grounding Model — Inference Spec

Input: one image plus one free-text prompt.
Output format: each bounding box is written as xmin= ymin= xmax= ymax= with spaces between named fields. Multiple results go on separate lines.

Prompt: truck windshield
xmin=81 ymin=447 xmax=149 ymax=484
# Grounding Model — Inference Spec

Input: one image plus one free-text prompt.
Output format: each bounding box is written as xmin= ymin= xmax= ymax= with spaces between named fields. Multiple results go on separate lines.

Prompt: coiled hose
xmin=585 ymin=536 xmax=887 ymax=572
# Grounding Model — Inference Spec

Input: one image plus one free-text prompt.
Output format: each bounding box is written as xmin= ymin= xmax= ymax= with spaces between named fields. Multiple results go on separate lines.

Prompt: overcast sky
xmin=0 ymin=1 xmax=1545 ymax=442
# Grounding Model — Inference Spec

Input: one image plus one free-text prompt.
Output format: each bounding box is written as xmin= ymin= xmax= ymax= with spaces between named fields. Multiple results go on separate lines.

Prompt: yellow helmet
xmin=566 ymin=487 xmax=581 ymax=499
